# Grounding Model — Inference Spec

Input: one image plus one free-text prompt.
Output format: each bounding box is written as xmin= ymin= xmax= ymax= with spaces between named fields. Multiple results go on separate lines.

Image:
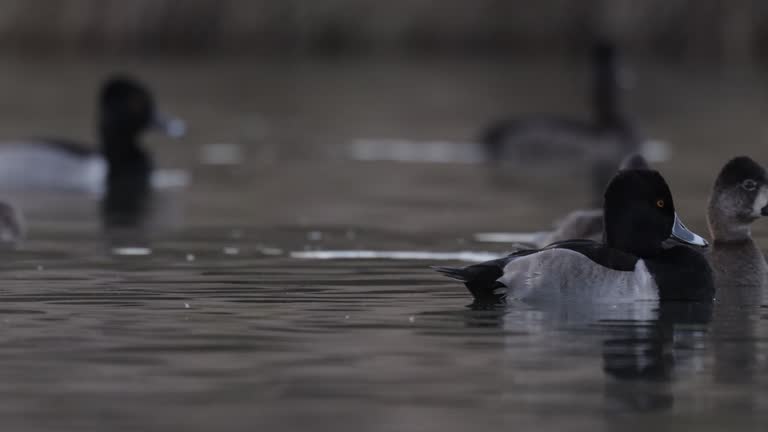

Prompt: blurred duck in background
xmin=0 ymin=76 xmax=187 ymax=231
xmin=0 ymin=76 xmax=186 ymax=196
xmin=481 ymin=40 xmax=645 ymax=205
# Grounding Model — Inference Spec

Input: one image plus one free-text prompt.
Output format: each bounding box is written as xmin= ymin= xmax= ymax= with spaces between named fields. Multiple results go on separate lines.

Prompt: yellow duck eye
xmin=656 ymin=199 xmax=665 ymax=208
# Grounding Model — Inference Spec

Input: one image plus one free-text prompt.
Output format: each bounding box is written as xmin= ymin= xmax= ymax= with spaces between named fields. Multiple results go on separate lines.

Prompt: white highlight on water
xmin=307 ymin=231 xmax=323 ymax=241
xmin=348 ymin=138 xmax=670 ymax=164
xmin=259 ymin=247 xmax=284 ymax=256
xmin=151 ymin=169 xmax=191 ymax=189
xmin=200 ymin=143 xmax=243 ymax=165
xmin=112 ymin=247 xmax=152 ymax=256
xmin=473 ymin=232 xmax=546 ymax=244
xmin=349 ymin=139 xmax=486 ymax=163
xmin=290 ymin=250 xmax=499 ymax=263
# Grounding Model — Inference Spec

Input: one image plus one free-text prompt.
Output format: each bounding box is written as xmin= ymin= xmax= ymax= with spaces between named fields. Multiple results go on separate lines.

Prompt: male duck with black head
xmin=435 ymin=169 xmax=714 ymax=304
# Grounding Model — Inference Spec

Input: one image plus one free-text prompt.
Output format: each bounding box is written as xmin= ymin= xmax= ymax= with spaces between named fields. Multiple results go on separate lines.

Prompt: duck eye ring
xmin=742 ymin=179 xmax=757 ymax=191
xmin=656 ymin=199 xmax=665 ymax=208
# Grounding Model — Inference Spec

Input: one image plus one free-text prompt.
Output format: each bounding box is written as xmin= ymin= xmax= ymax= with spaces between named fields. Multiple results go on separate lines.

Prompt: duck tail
xmin=432 ymin=263 xmax=507 ymax=304
xmin=431 ymin=265 xmax=471 ymax=281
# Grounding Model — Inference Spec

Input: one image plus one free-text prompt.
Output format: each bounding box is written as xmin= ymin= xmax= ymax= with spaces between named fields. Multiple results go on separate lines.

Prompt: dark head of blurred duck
xmin=99 ymin=77 xmax=184 ymax=186
xmin=99 ymin=76 xmax=185 ymax=228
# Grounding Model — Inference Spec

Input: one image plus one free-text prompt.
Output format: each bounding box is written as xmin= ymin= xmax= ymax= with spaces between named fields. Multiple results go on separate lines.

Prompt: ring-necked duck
xmin=528 ymin=155 xmax=768 ymax=293
xmin=0 ymin=76 xmax=185 ymax=195
xmin=481 ymin=41 xmax=640 ymax=206
xmin=434 ymin=169 xmax=713 ymax=304
xmin=706 ymin=156 xmax=768 ymax=292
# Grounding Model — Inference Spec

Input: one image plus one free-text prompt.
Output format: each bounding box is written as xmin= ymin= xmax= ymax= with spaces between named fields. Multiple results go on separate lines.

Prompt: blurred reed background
xmin=0 ymin=0 xmax=763 ymax=61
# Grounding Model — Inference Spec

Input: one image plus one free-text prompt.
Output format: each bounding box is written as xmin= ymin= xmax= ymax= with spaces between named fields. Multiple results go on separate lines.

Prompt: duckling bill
xmin=434 ymin=169 xmax=713 ymax=304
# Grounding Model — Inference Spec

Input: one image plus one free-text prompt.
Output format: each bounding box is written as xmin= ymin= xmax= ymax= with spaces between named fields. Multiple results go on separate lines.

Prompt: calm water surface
xmin=0 ymin=57 xmax=766 ymax=431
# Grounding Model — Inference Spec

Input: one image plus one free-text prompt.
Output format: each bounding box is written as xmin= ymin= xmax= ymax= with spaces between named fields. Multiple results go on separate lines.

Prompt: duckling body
xmin=705 ymin=156 xmax=768 ymax=294
xmin=709 ymin=240 xmax=767 ymax=295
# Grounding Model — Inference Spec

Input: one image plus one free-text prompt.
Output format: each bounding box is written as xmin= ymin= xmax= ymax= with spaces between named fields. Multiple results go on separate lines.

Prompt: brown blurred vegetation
xmin=0 ymin=0 xmax=765 ymax=61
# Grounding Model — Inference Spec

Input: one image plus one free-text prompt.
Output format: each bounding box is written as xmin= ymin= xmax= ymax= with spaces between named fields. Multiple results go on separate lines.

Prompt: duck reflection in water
xmin=600 ymin=301 xmax=712 ymax=413
xmin=458 ymin=298 xmax=713 ymax=414
xmin=453 ymin=156 xmax=768 ymax=414
xmin=98 ymin=77 xmax=186 ymax=234
xmin=101 ymin=168 xmax=151 ymax=230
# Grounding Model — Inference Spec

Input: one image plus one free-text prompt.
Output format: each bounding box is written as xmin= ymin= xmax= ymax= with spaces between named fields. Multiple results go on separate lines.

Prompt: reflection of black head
xmin=603 ymin=170 xmax=675 ymax=258
xmin=603 ymin=302 xmax=712 ymax=380
xmin=99 ymin=76 xmax=155 ymax=230
xmin=602 ymin=301 xmax=712 ymax=413
xmin=102 ymin=187 xmax=150 ymax=230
